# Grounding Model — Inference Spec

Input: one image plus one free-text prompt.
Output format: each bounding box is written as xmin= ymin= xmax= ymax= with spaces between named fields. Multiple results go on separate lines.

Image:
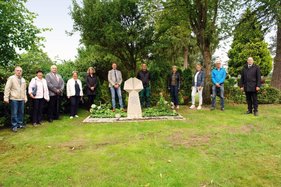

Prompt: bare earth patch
xmin=168 ymin=131 xmax=211 ymax=148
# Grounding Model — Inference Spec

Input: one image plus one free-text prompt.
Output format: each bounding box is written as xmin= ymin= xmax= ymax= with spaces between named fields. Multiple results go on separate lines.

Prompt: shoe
xmin=221 ymin=108 xmax=225 ymax=111
xmin=189 ymin=105 xmax=196 ymax=109
xmin=33 ymin=123 xmax=38 ymax=127
xmin=210 ymin=107 xmax=215 ymax=111
xmin=245 ymin=111 xmax=252 ymax=114
xmin=112 ymin=109 xmax=115 ymax=112
xmin=19 ymin=125 xmax=25 ymax=129
xmin=75 ymin=115 xmax=79 ymax=118
xmin=176 ymin=105 xmax=179 ymax=109
xmin=48 ymin=119 xmax=53 ymax=123
xmin=70 ymin=116 xmax=74 ymax=119
xmin=12 ymin=127 xmax=17 ymax=132
xmin=254 ymin=111 xmax=258 ymax=116
xmin=197 ymin=106 xmax=202 ymax=110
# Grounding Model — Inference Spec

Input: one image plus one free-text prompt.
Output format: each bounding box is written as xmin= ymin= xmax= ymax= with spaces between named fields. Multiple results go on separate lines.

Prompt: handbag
xmin=32 ymin=79 xmax=37 ymax=96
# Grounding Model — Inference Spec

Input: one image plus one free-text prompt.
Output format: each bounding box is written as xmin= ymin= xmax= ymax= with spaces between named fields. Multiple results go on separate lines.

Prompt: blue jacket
xmin=211 ymin=68 xmax=226 ymax=85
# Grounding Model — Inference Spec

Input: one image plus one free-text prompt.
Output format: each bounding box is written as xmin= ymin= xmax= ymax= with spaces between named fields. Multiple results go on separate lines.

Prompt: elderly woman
xmin=168 ymin=66 xmax=181 ymax=109
xmin=67 ymin=71 xmax=83 ymax=119
xmin=190 ymin=64 xmax=205 ymax=110
xmin=28 ymin=70 xmax=50 ymax=126
xmin=86 ymin=67 xmax=98 ymax=109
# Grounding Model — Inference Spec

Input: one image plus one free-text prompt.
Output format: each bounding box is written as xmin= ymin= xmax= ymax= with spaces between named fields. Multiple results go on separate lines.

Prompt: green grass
xmin=1 ymin=104 xmax=281 ymax=186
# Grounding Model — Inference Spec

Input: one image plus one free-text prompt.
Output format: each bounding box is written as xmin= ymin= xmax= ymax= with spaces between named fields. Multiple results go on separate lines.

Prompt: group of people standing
xmin=3 ymin=56 xmax=261 ymax=132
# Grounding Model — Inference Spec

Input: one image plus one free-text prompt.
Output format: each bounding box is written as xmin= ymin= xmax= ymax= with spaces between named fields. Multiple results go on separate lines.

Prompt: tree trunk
xmin=183 ymin=47 xmax=189 ymax=69
xmin=202 ymin=48 xmax=212 ymax=104
xmin=271 ymin=23 xmax=281 ymax=90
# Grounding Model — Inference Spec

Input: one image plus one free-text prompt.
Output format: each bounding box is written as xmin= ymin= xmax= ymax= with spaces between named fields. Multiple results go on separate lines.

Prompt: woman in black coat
xmin=86 ymin=67 xmax=98 ymax=109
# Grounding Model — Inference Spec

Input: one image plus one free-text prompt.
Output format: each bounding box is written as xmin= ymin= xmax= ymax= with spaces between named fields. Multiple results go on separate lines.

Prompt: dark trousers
xmin=246 ymin=92 xmax=258 ymax=112
xmin=211 ymin=84 xmax=225 ymax=108
xmin=48 ymin=95 xmax=60 ymax=120
xmin=70 ymin=96 xmax=80 ymax=116
xmin=170 ymin=86 xmax=179 ymax=106
xmin=140 ymin=87 xmax=150 ymax=108
xmin=88 ymin=95 xmax=96 ymax=109
xmin=32 ymin=98 xmax=44 ymax=124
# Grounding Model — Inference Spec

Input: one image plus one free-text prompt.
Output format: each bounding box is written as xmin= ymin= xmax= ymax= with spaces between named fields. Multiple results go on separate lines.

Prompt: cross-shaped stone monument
xmin=124 ymin=77 xmax=143 ymax=118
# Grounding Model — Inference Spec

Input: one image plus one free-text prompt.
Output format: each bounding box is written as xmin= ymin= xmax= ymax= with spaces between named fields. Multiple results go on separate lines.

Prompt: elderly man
xmin=4 ymin=66 xmax=27 ymax=132
xmin=211 ymin=58 xmax=226 ymax=111
xmin=108 ymin=63 xmax=124 ymax=111
xmin=240 ymin=57 xmax=261 ymax=116
xmin=46 ymin=65 xmax=65 ymax=122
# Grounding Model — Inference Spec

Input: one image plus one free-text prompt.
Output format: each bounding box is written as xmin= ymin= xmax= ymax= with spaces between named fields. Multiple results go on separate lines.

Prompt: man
xmin=211 ymin=58 xmax=226 ymax=111
xmin=108 ymin=63 xmax=124 ymax=111
xmin=240 ymin=57 xmax=261 ymax=116
xmin=45 ymin=65 xmax=64 ymax=122
xmin=137 ymin=63 xmax=151 ymax=108
xmin=4 ymin=66 xmax=27 ymax=132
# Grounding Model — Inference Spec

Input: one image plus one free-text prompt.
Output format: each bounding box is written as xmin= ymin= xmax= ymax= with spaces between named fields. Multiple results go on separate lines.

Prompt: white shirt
xmin=194 ymin=71 xmax=200 ymax=84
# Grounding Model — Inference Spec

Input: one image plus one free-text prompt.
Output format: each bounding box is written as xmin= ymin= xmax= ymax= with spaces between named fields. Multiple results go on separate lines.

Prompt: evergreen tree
xmin=228 ymin=8 xmax=272 ymax=77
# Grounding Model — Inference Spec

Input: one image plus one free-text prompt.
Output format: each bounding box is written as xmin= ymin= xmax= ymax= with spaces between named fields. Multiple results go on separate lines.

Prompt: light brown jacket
xmin=4 ymin=75 xmax=27 ymax=102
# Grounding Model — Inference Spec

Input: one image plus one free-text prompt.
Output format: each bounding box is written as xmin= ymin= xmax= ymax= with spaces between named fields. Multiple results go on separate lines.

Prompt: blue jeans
xmin=110 ymin=87 xmax=123 ymax=109
xmin=10 ymin=100 xmax=25 ymax=128
xmin=211 ymin=84 xmax=224 ymax=108
xmin=170 ymin=86 xmax=179 ymax=106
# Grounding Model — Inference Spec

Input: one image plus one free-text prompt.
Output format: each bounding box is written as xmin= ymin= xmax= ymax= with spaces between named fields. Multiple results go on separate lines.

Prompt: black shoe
xmin=12 ymin=127 xmax=17 ymax=132
xmin=245 ymin=111 xmax=252 ymax=114
xmin=254 ymin=111 xmax=259 ymax=116
xmin=221 ymin=108 xmax=225 ymax=111
xmin=48 ymin=119 xmax=53 ymax=123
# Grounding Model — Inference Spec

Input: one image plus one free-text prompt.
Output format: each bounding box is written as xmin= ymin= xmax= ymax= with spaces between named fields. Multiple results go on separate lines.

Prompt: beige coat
xmin=4 ymin=75 xmax=27 ymax=102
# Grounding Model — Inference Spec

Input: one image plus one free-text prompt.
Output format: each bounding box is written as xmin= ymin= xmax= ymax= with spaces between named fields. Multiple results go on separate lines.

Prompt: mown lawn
xmin=1 ymin=104 xmax=281 ymax=187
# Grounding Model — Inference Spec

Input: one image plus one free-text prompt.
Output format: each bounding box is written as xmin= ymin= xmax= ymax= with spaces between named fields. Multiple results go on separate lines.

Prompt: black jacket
xmin=240 ymin=64 xmax=261 ymax=92
xmin=168 ymin=71 xmax=181 ymax=89
xmin=86 ymin=74 xmax=98 ymax=95
xmin=137 ymin=70 xmax=150 ymax=87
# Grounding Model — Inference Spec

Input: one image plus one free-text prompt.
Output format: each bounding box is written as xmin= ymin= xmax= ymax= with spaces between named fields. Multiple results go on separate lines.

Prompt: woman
xmin=168 ymin=66 xmax=181 ymax=109
xmin=67 ymin=71 xmax=83 ymax=119
xmin=28 ymin=70 xmax=50 ymax=126
xmin=86 ymin=67 xmax=98 ymax=109
xmin=190 ymin=64 xmax=205 ymax=110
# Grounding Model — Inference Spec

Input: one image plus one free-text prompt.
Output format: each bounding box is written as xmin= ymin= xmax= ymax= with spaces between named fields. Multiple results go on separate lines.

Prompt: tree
xmin=71 ymin=0 xmax=154 ymax=72
xmin=228 ymin=8 xmax=272 ymax=77
xmin=153 ymin=0 xmax=199 ymax=69
xmin=0 ymin=0 xmax=43 ymax=66
xmin=248 ymin=0 xmax=281 ymax=89
xmin=177 ymin=0 xmax=240 ymax=103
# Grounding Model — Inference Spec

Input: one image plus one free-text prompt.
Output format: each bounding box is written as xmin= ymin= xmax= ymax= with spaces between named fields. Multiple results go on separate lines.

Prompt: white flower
xmin=91 ymin=104 xmax=97 ymax=109
xmin=115 ymin=114 xmax=121 ymax=118
xmin=97 ymin=106 xmax=101 ymax=110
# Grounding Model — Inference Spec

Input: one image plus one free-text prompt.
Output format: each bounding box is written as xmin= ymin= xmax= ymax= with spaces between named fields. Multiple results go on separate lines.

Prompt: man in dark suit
xmin=46 ymin=65 xmax=65 ymax=122
xmin=240 ymin=57 xmax=261 ymax=116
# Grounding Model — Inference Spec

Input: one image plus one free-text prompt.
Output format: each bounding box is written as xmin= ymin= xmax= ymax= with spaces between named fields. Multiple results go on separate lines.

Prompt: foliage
xmin=181 ymin=68 xmax=193 ymax=96
xmin=71 ymin=0 xmax=154 ymax=71
xmin=90 ymin=103 xmax=127 ymax=118
xmin=228 ymin=8 xmax=272 ymax=77
xmin=0 ymin=0 xmax=44 ymax=66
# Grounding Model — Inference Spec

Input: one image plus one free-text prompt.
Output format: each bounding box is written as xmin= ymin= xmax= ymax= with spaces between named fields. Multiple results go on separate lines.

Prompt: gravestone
xmin=124 ymin=77 xmax=143 ymax=118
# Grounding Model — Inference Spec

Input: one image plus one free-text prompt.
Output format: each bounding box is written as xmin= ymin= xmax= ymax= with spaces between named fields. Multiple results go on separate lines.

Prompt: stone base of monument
xmin=83 ymin=115 xmax=185 ymax=123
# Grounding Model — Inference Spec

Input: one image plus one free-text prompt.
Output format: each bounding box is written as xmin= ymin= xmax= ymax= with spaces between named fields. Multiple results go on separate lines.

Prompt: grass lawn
xmin=1 ymin=104 xmax=281 ymax=186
